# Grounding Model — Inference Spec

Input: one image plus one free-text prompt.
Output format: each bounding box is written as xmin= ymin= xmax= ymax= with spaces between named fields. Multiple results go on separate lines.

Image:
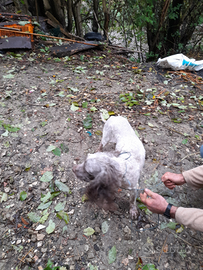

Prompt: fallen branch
xmin=0 ymin=28 xmax=99 ymax=47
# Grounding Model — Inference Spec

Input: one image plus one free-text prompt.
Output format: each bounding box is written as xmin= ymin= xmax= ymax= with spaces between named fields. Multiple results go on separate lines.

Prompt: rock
xmin=16 ymin=239 xmax=21 ymax=245
xmin=94 ymin=244 xmax=100 ymax=251
xmin=68 ymin=209 xmax=74 ymax=215
xmin=94 ymin=226 xmax=101 ymax=233
xmin=69 ymin=232 xmax=77 ymax=240
xmin=31 ymin=235 xmax=37 ymax=242
xmin=4 ymin=187 xmax=10 ymax=193
xmin=87 ymin=251 xmax=95 ymax=259
xmin=92 ymin=235 xmax=97 ymax=241
xmin=40 ymin=182 xmax=49 ymax=190
xmin=41 ymin=248 xmax=47 ymax=253
xmin=123 ymin=226 xmax=131 ymax=234
xmin=37 ymin=234 xmax=45 ymax=241
xmin=37 ymin=241 xmax=43 ymax=247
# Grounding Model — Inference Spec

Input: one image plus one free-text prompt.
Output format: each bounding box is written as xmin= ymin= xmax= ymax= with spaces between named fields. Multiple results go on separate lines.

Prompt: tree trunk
xmin=72 ymin=0 xmax=83 ymax=37
xmin=166 ymin=0 xmax=183 ymax=52
xmin=66 ymin=0 xmax=73 ymax=32
xmin=92 ymin=0 xmax=99 ymax=32
xmin=102 ymin=0 xmax=110 ymax=38
xmin=52 ymin=0 xmax=66 ymax=27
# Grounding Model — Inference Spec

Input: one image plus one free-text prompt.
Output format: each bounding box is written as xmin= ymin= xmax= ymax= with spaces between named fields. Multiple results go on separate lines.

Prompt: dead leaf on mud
xmin=122 ymin=257 xmax=129 ymax=266
xmin=83 ymin=227 xmax=95 ymax=236
xmin=46 ymin=219 xmax=55 ymax=234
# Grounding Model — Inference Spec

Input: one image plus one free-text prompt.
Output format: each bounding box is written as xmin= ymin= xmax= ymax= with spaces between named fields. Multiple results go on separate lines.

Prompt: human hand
xmin=140 ymin=188 xmax=168 ymax=214
xmin=161 ymin=172 xmax=186 ymax=189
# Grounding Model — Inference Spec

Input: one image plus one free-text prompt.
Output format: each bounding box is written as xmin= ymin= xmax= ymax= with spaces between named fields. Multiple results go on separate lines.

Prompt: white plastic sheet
xmin=157 ymin=53 xmax=203 ymax=71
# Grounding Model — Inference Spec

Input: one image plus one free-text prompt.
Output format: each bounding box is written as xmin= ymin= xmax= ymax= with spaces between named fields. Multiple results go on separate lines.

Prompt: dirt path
xmin=0 ymin=49 xmax=203 ymax=270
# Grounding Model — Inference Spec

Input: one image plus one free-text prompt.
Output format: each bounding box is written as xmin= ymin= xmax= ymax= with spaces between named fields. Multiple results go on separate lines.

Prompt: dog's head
xmin=73 ymin=152 xmax=122 ymax=210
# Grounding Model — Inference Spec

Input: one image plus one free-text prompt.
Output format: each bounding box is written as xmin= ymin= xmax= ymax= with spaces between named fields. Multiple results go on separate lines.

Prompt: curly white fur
xmin=73 ymin=116 xmax=145 ymax=218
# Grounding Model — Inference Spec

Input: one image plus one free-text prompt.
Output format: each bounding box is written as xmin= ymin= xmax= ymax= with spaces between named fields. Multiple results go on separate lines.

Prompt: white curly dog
xmin=73 ymin=116 xmax=145 ymax=219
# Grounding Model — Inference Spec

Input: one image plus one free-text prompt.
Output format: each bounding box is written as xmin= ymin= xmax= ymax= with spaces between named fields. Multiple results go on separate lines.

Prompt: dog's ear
xmin=85 ymin=161 xmax=121 ymax=210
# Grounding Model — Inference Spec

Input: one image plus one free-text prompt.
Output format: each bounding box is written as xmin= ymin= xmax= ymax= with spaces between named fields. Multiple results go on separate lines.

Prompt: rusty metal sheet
xmin=0 ymin=36 xmax=32 ymax=49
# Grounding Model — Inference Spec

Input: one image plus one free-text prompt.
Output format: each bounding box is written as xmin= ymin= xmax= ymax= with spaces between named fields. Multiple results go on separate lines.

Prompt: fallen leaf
xmin=40 ymin=171 xmax=53 ymax=182
xmin=101 ymin=221 xmax=109 ymax=234
xmin=46 ymin=220 xmax=55 ymax=234
xmin=20 ymin=191 xmax=27 ymax=201
xmin=122 ymin=257 xmax=129 ymax=266
xmin=21 ymin=217 xmax=29 ymax=225
xmin=108 ymin=246 xmax=117 ymax=264
xmin=84 ymin=227 xmax=95 ymax=236
xmin=55 ymin=180 xmax=70 ymax=193
xmin=27 ymin=212 xmax=41 ymax=223
xmin=56 ymin=211 xmax=69 ymax=224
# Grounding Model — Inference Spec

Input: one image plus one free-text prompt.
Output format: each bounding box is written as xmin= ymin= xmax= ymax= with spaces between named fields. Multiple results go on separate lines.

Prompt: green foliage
xmin=119 ymin=93 xmax=140 ymax=108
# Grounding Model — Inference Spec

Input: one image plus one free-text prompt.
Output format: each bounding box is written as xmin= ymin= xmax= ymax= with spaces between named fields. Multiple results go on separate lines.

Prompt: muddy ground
xmin=0 ymin=48 xmax=203 ymax=270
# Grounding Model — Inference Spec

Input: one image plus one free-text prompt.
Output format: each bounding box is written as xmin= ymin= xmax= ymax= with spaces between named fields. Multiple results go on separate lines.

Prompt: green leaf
xmin=1 ymin=130 xmax=9 ymax=137
xmin=160 ymin=221 xmax=178 ymax=230
xmin=37 ymin=201 xmax=52 ymax=210
xmin=148 ymin=122 xmax=154 ymax=127
xmin=20 ymin=191 xmax=27 ymax=201
xmin=84 ymin=227 xmax=95 ymax=236
xmin=90 ymin=106 xmax=97 ymax=112
xmin=46 ymin=145 xmax=56 ymax=152
xmin=100 ymin=109 xmax=109 ymax=120
xmin=62 ymin=226 xmax=68 ymax=234
xmin=82 ymin=102 xmax=88 ymax=108
xmin=41 ymin=192 xmax=51 ymax=203
xmin=83 ymin=115 xmax=92 ymax=129
xmin=39 ymin=211 xmax=49 ymax=224
xmin=81 ymin=194 xmax=88 ymax=202
xmin=181 ymin=139 xmax=188 ymax=144
xmin=71 ymin=103 xmax=79 ymax=111
xmin=40 ymin=171 xmax=53 ymax=182
xmin=46 ymin=219 xmax=55 ymax=234
xmin=56 ymin=211 xmax=69 ymax=224
xmin=172 ymin=118 xmax=182 ymax=123
xmin=40 ymin=121 xmax=47 ymax=127
xmin=101 ymin=221 xmax=109 ymax=234
xmin=1 ymin=193 xmax=8 ymax=202
xmin=68 ymin=87 xmax=79 ymax=92
xmin=142 ymin=264 xmax=158 ymax=270
xmin=52 ymin=147 xmax=61 ymax=156
xmin=50 ymin=191 xmax=60 ymax=200
xmin=27 ymin=212 xmax=41 ymax=223
xmin=108 ymin=246 xmax=117 ymax=264
xmin=60 ymin=143 xmax=69 ymax=153
xmin=44 ymin=259 xmax=59 ymax=270
xmin=3 ymin=74 xmax=15 ymax=79
xmin=55 ymin=180 xmax=70 ymax=193
xmin=55 ymin=201 xmax=66 ymax=212
xmin=3 ymin=123 xmax=20 ymax=132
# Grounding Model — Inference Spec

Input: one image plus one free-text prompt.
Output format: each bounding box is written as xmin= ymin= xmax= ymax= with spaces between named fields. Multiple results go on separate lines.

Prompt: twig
xmin=158 ymin=236 xmax=168 ymax=263
xmin=18 ymin=247 xmax=34 ymax=264
xmin=180 ymin=152 xmax=199 ymax=161
xmin=170 ymin=231 xmax=203 ymax=250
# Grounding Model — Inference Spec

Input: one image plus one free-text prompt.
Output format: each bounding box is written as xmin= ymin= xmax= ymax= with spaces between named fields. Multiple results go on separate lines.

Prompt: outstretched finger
xmin=144 ymin=188 xmax=155 ymax=198
xmin=140 ymin=191 xmax=147 ymax=204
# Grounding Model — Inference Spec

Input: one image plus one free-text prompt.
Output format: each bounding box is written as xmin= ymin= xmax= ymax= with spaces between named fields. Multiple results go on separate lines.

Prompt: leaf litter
xmin=0 ymin=50 xmax=203 ymax=270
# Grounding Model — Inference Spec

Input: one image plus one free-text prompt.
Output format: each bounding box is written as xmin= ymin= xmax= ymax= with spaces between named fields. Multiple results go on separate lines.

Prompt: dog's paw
xmin=130 ymin=205 xmax=138 ymax=219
